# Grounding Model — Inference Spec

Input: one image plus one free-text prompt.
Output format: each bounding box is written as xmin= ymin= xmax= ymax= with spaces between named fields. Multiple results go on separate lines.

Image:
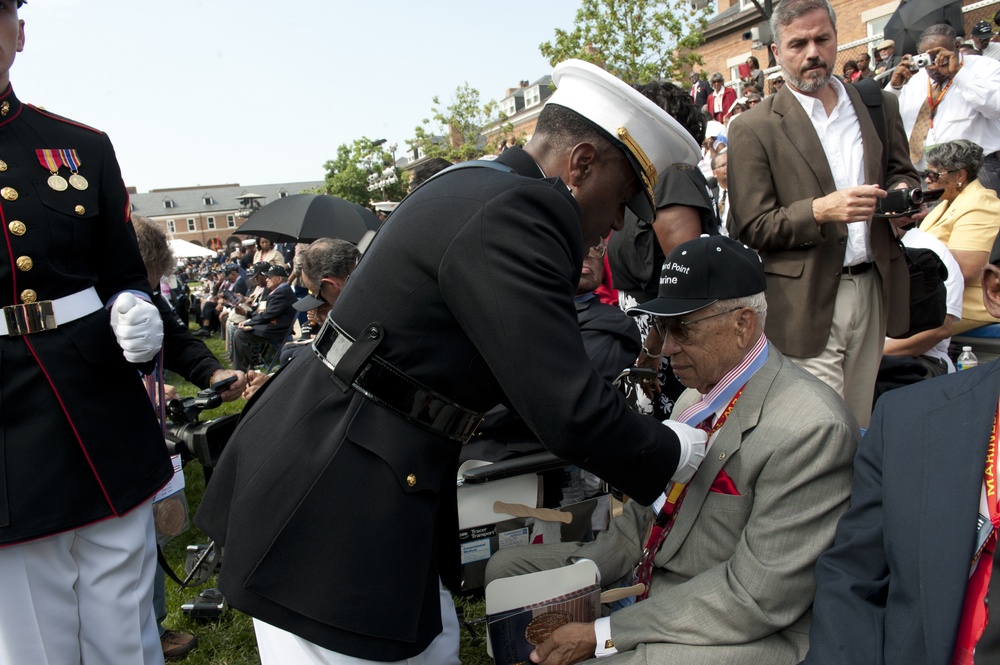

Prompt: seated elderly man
xmin=230 ymin=264 xmax=297 ymax=372
xmin=802 ymin=228 xmax=1000 ymax=665
xmin=485 ymin=235 xmax=858 ymax=665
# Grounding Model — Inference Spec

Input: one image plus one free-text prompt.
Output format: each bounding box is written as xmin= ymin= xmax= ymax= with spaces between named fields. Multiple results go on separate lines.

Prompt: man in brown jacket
xmin=727 ymin=0 xmax=918 ymax=427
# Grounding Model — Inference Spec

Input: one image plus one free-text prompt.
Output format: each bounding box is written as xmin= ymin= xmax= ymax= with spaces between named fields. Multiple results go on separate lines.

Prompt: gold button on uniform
xmin=20 ymin=289 xmax=36 ymax=304
xmin=0 ymin=160 xmax=7 ymax=171
xmin=74 ymin=205 xmax=85 ymax=215
xmin=8 ymin=220 xmax=24 ymax=236
xmin=15 ymin=255 xmax=32 ymax=271
xmin=406 ymin=474 xmax=417 ymax=487
xmin=1 ymin=186 xmax=17 ymax=201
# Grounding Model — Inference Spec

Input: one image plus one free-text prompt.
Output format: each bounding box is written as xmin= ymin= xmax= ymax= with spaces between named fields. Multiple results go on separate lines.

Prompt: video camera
xmin=165 ymin=376 xmax=240 ymax=469
xmin=875 ymin=187 xmax=944 ymax=218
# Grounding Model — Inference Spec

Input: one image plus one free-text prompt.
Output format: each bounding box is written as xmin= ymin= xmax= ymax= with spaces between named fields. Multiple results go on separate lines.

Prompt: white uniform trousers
xmin=0 ymin=499 xmax=163 ymax=665
xmin=254 ymin=579 xmax=460 ymax=664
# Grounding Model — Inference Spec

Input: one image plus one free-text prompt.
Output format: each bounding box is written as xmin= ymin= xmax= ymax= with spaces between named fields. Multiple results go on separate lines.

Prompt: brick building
xmin=129 ymin=181 xmax=322 ymax=249
xmin=693 ymin=0 xmax=1000 ymax=94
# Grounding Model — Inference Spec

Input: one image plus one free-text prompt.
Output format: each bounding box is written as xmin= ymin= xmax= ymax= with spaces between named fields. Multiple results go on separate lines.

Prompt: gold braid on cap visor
xmin=616 ymin=126 xmax=658 ymax=201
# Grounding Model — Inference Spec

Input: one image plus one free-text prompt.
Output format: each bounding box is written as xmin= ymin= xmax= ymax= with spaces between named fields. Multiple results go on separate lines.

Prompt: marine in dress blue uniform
xmin=197 ymin=60 xmax=708 ymax=664
xmin=0 ymin=4 xmax=171 ymax=662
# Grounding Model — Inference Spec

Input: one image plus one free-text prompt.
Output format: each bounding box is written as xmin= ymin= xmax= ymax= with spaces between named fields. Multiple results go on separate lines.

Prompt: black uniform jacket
xmin=197 ymin=146 xmax=683 ymax=660
xmin=0 ymin=86 xmax=171 ymax=546
xmin=244 ymin=281 xmax=296 ymax=343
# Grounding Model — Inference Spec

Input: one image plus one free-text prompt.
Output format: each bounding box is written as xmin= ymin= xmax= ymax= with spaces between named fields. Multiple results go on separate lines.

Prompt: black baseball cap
xmin=293 ymin=292 xmax=324 ymax=312
xmin=266 ymin=264 xmax=289 ymax=278
xmin=247 ymin=262 xmax=272 ymax=278
xmin=627 ymin=235 xmax=765 ymax=317
xmin=973 ymin=20 xmax=994 ymax=38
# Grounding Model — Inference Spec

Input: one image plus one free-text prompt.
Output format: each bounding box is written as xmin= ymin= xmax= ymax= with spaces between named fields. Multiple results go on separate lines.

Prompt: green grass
xmin=160 ymin=329 xmax=493 ymax=663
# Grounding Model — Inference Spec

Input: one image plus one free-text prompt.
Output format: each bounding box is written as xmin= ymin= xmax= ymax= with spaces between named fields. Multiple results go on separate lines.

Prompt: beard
xmin=783 ymin=57 xmax=832 ymax=93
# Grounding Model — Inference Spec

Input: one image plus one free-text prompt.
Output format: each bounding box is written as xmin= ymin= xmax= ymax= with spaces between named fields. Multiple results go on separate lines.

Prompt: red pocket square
xmin=709 ymin=469 xmax=740 ymax=495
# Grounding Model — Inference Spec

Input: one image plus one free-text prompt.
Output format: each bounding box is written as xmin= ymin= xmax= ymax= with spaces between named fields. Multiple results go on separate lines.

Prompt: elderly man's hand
xmin=529 ymin=622 xmax=597 ymax=665
xmin=209 ymin=369 xmax=246 ymax=402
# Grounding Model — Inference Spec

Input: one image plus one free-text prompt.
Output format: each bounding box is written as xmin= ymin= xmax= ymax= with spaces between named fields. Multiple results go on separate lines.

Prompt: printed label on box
xmin=498 ymin=526 xmax=530 ymax=550
xmin=461 ymin=538 xmax=492 ymax=565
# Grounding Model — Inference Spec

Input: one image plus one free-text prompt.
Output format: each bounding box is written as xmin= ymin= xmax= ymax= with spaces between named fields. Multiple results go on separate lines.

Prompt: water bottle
xmin=957 ymin=346 xmax=979 ymax=371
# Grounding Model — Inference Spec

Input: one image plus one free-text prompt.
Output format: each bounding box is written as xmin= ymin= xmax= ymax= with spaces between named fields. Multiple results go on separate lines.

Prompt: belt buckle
xmin=3 ymin=300 xmax=56 ymax=336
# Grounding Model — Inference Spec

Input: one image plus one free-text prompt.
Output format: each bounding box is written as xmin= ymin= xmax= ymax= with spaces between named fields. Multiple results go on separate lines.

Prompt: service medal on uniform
xmin=60 ymin=148 xmax=88 ymax=190
xmin=36 ymin=148 xmax=68 ymax=191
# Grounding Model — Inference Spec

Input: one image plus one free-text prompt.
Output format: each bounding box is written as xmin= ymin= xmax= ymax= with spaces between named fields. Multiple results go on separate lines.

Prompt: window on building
xmin=863 ymin=1 xmax=898 ymax=41
xmin=167 ymin=220 xmax=175 ymax=233
xmin=227 ymin=215 xmax=236 ymax=228
xmin=163 ymin=199 xmax=174 ymax=209
xmin=501 ymin=97 xmax=517 ymax=117
xmin=278 ymin=189 xmax=288 ymax=198
xmin=187 ymin=219 xmax=196 ymax=232
xmin=207 ymin=216 xmax=216 ymax=229
xmin=203 ymin=195 xmax=215 ymax=205
xmin=524 ymin=86 xmax=541 ymax=108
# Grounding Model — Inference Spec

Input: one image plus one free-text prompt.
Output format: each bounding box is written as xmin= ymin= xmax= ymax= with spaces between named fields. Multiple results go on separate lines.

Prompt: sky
xmin=11 ymin=0 xmax=583 ymax=192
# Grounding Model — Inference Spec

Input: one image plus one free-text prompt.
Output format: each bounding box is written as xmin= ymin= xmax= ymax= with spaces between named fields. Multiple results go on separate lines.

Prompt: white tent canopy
xmin=170 ymin=238 xmax=216 ymax=258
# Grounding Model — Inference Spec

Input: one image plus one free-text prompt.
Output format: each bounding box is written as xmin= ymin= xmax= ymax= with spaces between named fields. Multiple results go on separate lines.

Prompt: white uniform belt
xmin=0 ymin=286 xmax=103 ymax=336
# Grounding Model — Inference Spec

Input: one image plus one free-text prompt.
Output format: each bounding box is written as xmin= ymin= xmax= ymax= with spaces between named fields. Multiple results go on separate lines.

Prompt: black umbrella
xmin=882 ymin=0 xmax=964 ymax=58
xmin=237 ymin=194 xmax=382 ymax=244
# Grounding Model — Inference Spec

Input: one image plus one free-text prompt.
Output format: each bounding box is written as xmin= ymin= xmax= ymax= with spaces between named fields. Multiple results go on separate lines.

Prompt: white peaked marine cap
xmin=547 ymin=59 xmax=702 ymax=221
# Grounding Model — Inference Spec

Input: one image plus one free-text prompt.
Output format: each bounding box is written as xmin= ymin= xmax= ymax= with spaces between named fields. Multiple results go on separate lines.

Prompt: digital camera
xmin=910 ymin=52 xmax=934 ymax=70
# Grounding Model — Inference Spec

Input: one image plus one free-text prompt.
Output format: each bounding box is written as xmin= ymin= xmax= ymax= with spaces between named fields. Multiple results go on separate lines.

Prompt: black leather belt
xmin=843 ymin=262 xmax=873 ymax=276
xmin=313 ymin=322 xmax=484 ymax=443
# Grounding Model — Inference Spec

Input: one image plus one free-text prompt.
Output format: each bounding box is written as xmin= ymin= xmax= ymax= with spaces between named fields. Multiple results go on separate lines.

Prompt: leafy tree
xmin=320 ymin=137 xmax=405 ymax=205
xmin=409 ymin=83 xmax=512 ymax=163
xmin=539 ymin=0 xmax=711 ymax=84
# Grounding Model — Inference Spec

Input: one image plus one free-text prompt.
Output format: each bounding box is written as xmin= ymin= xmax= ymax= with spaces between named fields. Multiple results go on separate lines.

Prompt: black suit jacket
xmin=245 ymin=282 xmax=296 ymax=343
xmin=691 ymin=79 xmax=712 ymax=110
xmin=197 ymin=146 xmax=685 ymax=660
xmin=803 ymin=361 xmax=1000 ymax=664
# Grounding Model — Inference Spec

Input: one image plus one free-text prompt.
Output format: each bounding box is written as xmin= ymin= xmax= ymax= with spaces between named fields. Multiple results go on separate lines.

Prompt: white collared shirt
xmin=887 ymin=54 xmax=1000 ymax=170
xmin=787 ymin=77 xmax=870 ymax=266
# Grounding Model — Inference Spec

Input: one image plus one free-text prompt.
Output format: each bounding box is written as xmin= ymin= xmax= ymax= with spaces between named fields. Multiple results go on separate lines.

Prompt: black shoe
xmin=191 ymin=328 xmax=211 ymax=338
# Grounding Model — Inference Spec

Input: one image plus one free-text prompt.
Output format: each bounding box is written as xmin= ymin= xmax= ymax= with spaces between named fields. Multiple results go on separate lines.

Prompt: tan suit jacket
xmin=727 ymin=84 xmax=919 ymax=357
xmin=487 ymin=346 xmax=858 ymax=664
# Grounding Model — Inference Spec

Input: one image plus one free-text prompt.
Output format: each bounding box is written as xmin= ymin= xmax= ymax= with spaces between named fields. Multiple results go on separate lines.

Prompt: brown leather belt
xmin=312 ymin=322 xmax=484 ymax=443
xmin=843 ymin=262 xmax=873 ymax=276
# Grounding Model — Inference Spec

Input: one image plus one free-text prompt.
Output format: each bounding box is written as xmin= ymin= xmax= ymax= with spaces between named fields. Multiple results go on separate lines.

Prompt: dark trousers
xmin=231 ymin=328 xmax=272 ymax=373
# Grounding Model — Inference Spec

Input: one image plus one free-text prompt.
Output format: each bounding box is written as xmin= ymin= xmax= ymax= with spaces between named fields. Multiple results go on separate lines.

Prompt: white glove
xmin=661 ymin=419 xmax=709 ymax=484
xmin=110 ymin=293 xmax=164 ymax=363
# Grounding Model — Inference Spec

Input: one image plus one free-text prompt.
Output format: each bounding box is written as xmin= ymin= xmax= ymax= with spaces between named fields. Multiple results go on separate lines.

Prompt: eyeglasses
xmin=747 ymin=98 xmax=761 ymax=105
xmin=922 ymin=169 xmax=952 ymax=183
xmin=773 ymin=79 xmax=784 ymax=85
xmin=588 ymin=241 xmax=607 ymax=259
xmin=653 ymin=307 xmax=742 ymax=344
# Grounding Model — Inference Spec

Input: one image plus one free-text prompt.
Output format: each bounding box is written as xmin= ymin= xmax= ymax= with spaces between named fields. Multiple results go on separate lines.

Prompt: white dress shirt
xmin=887 ymin=54 xmax=1000 ymax=170
xmin=787 ymin=77 xmax=870 ymax=266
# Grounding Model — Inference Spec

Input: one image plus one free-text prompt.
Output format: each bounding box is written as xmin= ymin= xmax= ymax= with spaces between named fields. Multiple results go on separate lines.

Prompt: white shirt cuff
xmin=593 ymin=617 xmax=618 ymax=657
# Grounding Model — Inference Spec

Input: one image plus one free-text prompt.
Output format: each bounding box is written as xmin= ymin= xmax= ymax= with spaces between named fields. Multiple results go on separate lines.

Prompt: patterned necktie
xmin=718 ymin=190 xmax=727 ymax=220
xmin=909 ymin=82 xmax=939 ymax=164
xmin=632 ymin=414 xmax=714 ymax=602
